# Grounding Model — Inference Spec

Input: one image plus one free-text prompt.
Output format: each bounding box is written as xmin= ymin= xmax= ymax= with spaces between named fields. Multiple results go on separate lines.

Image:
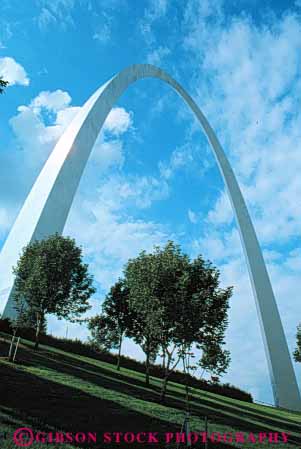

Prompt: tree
xmin=13 ymin=233 xmax=95 ymax=349
xmin=199 ymin=343 xmax=231 ymax=382
xmin=293 ymin=324 xmax=301 ymax=362
xmin=123 ymin=244 xmax=181 ymax=386
xmin=89 ymin=279 xmax=135 ymax=370
xmin=124 ymin=241 xmax=232 ymax=400
xmin=89 ymin=314 xmax=117 ymax=352
xmin=161 ymin=252 xmax=232 ymax=401
xmin=0 ymin=77 xmax=9 ymax=94
xmin=15 ymin=308 xmax=48 ymax=335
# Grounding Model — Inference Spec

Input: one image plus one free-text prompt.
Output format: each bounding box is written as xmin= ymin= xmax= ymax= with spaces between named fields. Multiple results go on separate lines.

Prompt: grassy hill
xmin=1 ymin=333 xmax=301 ymax=449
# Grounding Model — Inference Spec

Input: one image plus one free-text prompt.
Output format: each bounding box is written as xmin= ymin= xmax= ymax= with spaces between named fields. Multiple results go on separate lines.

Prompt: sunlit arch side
xmin=0 ymin=64 xmax=299 ymax=410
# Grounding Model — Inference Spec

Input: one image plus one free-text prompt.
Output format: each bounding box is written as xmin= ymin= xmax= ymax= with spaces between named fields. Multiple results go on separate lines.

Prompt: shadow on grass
xmin=34 ymin=341 xmax=301 ymax=426
xmin=0 ymin=355 xmax=241 ymax=449
xmin=14 ymin=342 xmax=301 ymax=444
xmin=1 ymin=338 xmax=300 ymax=447
xmin=1 ymin=362 xmax=176 ymax=449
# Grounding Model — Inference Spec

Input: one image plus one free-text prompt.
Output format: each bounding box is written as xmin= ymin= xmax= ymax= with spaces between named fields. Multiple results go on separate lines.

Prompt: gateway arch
xmin=0 ymin=64 xmax=300 ymax=411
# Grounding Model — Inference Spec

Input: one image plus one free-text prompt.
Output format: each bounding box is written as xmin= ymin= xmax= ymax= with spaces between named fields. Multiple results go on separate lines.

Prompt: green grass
xmin=1 ymin=334 xmax=301 ymax=449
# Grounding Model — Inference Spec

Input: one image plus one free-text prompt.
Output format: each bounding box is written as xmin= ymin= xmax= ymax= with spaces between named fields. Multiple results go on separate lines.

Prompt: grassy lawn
xmin=1 ymin=334 xmax=300 ymax=449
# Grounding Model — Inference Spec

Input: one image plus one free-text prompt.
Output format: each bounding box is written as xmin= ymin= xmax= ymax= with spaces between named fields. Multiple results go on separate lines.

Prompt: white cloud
xmin=64 ymin=179 xmax=170 ymax=291
xmin=139 ymin=0 xmax=169 ymax=45
xmin=31 ymin=89 xmax=71 ymax=112
xmin=55 ymin=106 xmax=81 ymax=128
xmin=0 ymin=57 xmax=29 ymax=86
xmin=193 ymin=228 xmax=241 ymax=263
xmin=285 ymin=249 xmax=301 ymax=272
xmin=159 ymin=144 xmax=193 ymax=179
xmin=207 ymin=191 xmax=233 ymax=226
xmin=142 ymin=0 xmax=168 ymax=25
xmin=38 ymin=7 xmax=57 ymax=29
xmin=0 ymin=22 xmax=12 ymax=49
xmin=188 ymin=209 xmax=197 ymax=224
xmin=91 ymin=140 xmax=125 ymax=172
xmin=0 ymin=208 xmax=11 ymax=238
xmin=103 ymin=107 xmax=133 ymax=135
xmin=9 ymin=90 xmax=133 ymax=174
xmin=159 ymin=142 xmax=210 ymax=182
xmin=9 ymin=90 xmax=77 ymax=167
xmin=147 ymin=46 xmax=170 ymax=65
xmin=36 ymin=0 xmax=76 ymax=29
xmin=131 ymin=176 xmax=169 ymax=208
xmin=149 ymin=0 xmax=168 ymax=19
xmin=93 ymin=24 xmax=111 ymax=44
xmin=183 ymin=2 xmax=301 ymax=246
xmin=79 ymin=173 xmax=169 ymax=213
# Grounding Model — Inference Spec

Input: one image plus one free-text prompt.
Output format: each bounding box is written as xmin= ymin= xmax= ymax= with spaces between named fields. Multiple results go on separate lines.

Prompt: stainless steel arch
xmin=0 ymin=64 xmax=299 ymax=410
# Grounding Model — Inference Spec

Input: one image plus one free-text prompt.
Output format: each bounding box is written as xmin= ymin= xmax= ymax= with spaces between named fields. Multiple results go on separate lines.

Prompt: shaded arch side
xmin=0 ymin=64 xmax=299 ymax=410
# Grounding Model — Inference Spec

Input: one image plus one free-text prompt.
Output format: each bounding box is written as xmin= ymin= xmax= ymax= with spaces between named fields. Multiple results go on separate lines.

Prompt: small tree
xmin=124 ymin=241 xmax=232 ymax=399
xmin=89 ymin=314 xmax=118 ymax=350
xmin=199 ymin=343 xmax=231 ymax=382
xmin=89 ymin=280 xmax=135 ymax=370
xmin=13 ymin=233 xmax=95 ymax=349
xmin=293 ymin=324 xmax=301 ymax=362
xmin=0 ymin=77 xmax=9 ymax=94
xmin=14 ymin=307 xmax=48 ymax=335
xmin=124 ymin=248 xmax=169 ymax=386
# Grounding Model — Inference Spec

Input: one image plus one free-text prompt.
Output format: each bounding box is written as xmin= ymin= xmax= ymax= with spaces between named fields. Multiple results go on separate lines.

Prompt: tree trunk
xmin=160 ymin=352 xmax=171 ymax=403
xmin=182 ymin=353 xmax=190 ymax=413
xmin=116 ymin=334 xmax=123 ymax=371
xmin=145 ymin=350 xmax=150 ymax=386
xmin=34 ymin=312 xmax=42 ymax=350
xmin=162 ymin=347 xmax=166 ymax=370
xmin=8 ymin=334 xmax=16 ymax=360
xmin=159 ymin=350 xmax=181 ymax=403
xmin=160 ymin=374 xmax=169 ymax=403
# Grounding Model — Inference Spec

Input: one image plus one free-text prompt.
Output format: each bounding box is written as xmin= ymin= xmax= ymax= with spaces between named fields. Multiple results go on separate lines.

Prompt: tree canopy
xmin=0 ymin=77 xmax=9 ymax=94
xmin=89 ymin=279 xmax=135 ymax=370
xmin=89 ymin=241 xmax=232 ymax=400
xmin=13 ymin=233 xmax=95 ymax=348
xmin=88 ymin=241 xmax=232 ymax=401
xmin=293 ymin=324 xmax=301 ymax=363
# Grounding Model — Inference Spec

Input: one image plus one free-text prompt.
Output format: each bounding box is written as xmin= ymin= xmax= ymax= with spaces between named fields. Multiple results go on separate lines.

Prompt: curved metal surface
xmin=0 ymin=64 xmax=299 ymax=410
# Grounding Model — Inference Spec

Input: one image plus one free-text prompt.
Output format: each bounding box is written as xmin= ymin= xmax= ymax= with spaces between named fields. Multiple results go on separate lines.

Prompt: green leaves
xmin=122 ymin=240 xmax=232 ymax=393
xmin=0 ymin=77 xmax=9 ymax=94
xmin=12 ymin=233 xmax=95 ymax=344
xmin=89 ymin=313 xmax=120 ymax=351
xmin=293 ymin=324 xmax=301 ymax=363
xmin=88 ymin=239 xmax=232 ymax=390
xmin=88 ymin=279 xmax=136 ymax=370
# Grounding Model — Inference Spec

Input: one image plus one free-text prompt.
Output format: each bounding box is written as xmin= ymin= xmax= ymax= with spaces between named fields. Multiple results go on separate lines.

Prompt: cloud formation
xmin=0 ymin=57 xmax=30 ymax=86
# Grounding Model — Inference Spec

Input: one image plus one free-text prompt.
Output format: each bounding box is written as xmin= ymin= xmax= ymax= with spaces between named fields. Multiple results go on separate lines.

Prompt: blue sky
xmin=1 ymin=0 xmax=301 ymax=404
